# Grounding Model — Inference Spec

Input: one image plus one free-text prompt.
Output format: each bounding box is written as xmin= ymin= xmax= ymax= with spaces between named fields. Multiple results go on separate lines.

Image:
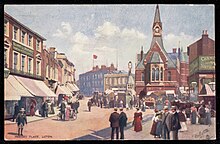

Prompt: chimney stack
xmin=140 ymin=46 xmax=143 ymax=60
xmin=202 ymin=30 xmax=208 ymax=36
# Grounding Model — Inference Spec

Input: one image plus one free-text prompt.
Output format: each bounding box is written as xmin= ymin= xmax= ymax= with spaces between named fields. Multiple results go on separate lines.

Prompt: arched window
xmin=152 ymin=68 xmax=155 ymax=81
xmin=160 ymin=67 xmax=163 ymax=81
xmin=156 ymin=68 xmax=159 ymax=81
xmin=141 ymin=72 xmax=145 ymax=81
xmin=168 ymin=71 xmax=171 ymax=81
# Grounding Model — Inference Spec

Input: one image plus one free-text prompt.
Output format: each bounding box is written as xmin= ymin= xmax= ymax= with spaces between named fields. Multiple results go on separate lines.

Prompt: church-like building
xmin=135 ymin=5 xmax=189 ymax=98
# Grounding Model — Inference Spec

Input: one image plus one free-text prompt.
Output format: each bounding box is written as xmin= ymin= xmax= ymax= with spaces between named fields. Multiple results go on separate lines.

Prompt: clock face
xmin=155 ymin=27 xmax=159 ymax=33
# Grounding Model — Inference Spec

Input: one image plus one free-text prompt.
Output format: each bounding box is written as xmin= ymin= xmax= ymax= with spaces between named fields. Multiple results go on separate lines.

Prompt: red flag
xmin=93 ymin=54 xmax=97 ymax=59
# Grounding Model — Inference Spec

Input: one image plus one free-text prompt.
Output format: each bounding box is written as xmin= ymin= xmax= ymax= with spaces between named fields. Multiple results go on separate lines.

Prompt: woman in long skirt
xmin=150 ymin=109 xmax=158 ymax=137
xmin=65 ymin=104 xmax=71 ymax=121
xmin=133 ymin=108 xmax=143 ymax=132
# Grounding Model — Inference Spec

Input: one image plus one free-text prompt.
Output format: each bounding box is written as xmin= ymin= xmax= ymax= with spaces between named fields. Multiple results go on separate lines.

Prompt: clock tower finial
xmin=153 ymin=4 xmax=162 ymax=37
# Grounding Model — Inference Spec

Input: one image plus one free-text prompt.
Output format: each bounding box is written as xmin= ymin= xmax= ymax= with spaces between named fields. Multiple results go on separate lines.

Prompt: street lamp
xmin=144 ymin=59 xmax=147 ymax=93
xmin=191 ymin=81 xmax=197 ymax=102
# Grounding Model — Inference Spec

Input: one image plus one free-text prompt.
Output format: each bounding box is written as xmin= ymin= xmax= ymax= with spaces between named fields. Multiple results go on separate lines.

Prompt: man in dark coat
xmin=12 ymin=103 xmax=19 ymax=122
xmin=59 ymin=100 xmax=66 ymax=120
xmin=170 ymin=106 xmax=181 ymax=140
xmin=119 ymin=108 xmax=127 ymax=139
xmin=75 ymin=100 xmax=80 ymax=113
xmin=43 ymin=101 xmax=49 ymax=117
xmin=109 ymin=107 xmax=120 ymax=140
xmin=87 ymin=100 xmax=92 ymax=112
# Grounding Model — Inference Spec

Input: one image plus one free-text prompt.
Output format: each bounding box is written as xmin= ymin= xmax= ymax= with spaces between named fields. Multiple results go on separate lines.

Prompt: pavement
xmin=4 ymin=96 xmax=216 ymax=140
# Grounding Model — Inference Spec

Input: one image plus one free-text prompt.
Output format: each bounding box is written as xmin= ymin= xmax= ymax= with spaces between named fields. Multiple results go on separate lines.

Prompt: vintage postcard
xmin=4 ymin=4 xmax=216 ymax=140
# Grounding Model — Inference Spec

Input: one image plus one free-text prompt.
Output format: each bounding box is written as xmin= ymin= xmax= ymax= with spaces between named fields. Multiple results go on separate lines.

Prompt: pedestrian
xmin=12 ymin=103 xmax=19 ymax=122
xmin=185 ymin=107 xmax=191 ymax=124
xmin=150 ymin=109 xmax=159 ymax=138
xmin=178 ymin=108 xmax=187 ymax=132
xmin=50 ymin=101 xmax=55 ymax=114
xmin=130 ymin=99 xmax=133 ymax=109
xmin=161 ymin=106 xmax=171 ymax=140
xmin=198 ymin=105 xmax=206 ymax=124
xmin=170 ymin=106 xmax=181 ymax=140
xmin=119 ymin=100 xmax=123 ymax=108
xmin=155 ymin=111 xmax=163 ymax=138
xmin=119 ymin=107 xmax=127 ymax=139
xmin=43 ymin=101 xmax=49 ymax=117
xmin=141 ymin=101 xmax=146 ymax=112
xmin=41 ymin=102 xmax=45 ymax=117
xmin=133 ymin=107 xmax=143 ymax=132
xmin=87 ymin=99 xmax=92 ymax=112
xmin=65 ymin=103 xmax=71 ymax=121
xmin=75 ymin=100 xmax=80 ymax=113
xmin=205 ymin=105 xmax=211 ymax=126
xmin=59 ymin=99 xmax=66 ymax=120
xmin=191 ymin=105 xmax=197 ymax=124
xmin=100 ymin=99 xmax=103 ymax=108
xmin=16 ymin=108 xmax=27 ymax=136
xmin=109 ymin=107 xmax=120 ymax=140
xmin=30 ymin=102 xmax=35 ymax=116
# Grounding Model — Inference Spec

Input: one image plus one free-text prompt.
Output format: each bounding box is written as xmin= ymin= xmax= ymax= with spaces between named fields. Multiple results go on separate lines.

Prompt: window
xmin=21 ymin=31 xmax=26 ymax=44
xmin=13 ymin=53 xmax=18 ymax=70
xmin=46 ymin=65 xmax=49 ymax=77
xmin=36 ymin=40 xmax=40 ymax=51
xmin=152 ymin=68 xmax=155 ymax=81
xmin=118 ymin=78 xmax=121 ymax=84
xmin=4 ymin=49 xmax=7 ymax=68
xmin=37 ymin=61 xmax=40 ymax=75
xmin=28 ymin=58 xmax=32 ymax=73
xmin=168 ymin=71 xmax=171 ymax=81
xmin=28 ymin=35 xmax=32 ymax=47
xmin=4 ymin=19 xmax=8 ymax=35
xmin=21 ymin=55 xmax=25 ymax=72
xmin=141 ymin=73 xmax=145 ymax=81
xmin=106 ymin=78 xmax=109 ymax=84
xmin=13 ymin=26 xmax=18 ymax=40
xmin=156 ymin=68 xmax=159 ymax=81
xmin=160 ymin=67 xmax=163 ymax=81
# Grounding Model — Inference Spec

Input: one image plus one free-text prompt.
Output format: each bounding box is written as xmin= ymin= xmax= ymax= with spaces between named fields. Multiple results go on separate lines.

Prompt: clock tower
xmin=153 ymin=4 xmax=162 ymax=37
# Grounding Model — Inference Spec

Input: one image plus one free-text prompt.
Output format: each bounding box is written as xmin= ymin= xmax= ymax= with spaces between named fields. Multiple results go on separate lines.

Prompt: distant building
xmin=135 ymin=5 xmax=189 ymax=99
xmin=187 ymin=30 xmax=215 ymax=99
xmin=104 ymin=70 xmax=134 ymax=92
xmin=79 ymin=64 xmax=117 ymax=96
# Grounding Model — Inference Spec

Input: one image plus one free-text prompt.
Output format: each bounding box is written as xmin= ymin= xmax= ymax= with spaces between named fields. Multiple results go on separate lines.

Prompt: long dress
xmin=30 ymin=104 xmax=35 ymax=116
xmin=134 ymin=111 xmax=142 ymax=132
xmin=150 ymin=114 xmax=157 ymax=136
xmin=65 ymin=105 xmax=71 ymax=121
xmin=191 ymin=107 xmax=197 ymax=124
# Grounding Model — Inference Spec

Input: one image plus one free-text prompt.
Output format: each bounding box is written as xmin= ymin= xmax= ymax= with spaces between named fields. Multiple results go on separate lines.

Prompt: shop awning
xmin=105 ymin=89 xmax=114 ymax=94
xmin=8 ymin=75 xmax=33 ymax=97
xmin=199 ymin=84 xmax=215 ymax=97
xmin=147 ymin=91 xmax=155 ymax=96
xmin=56 ymin=85 xmax=72 ymax=96
xmin=73 ymin=84 xmax=80 ymax=91
xmin=66 ymin=83 xmax=79 ymax=92
xmin=14 ymin=75 xmax=56 ymax=97
xmin=5 ymin=79 xmax=21 ymax=100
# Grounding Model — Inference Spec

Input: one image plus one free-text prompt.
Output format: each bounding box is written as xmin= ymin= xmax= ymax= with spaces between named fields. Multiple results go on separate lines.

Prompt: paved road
xmin=4 ymin=97 xmax=154 ymax=140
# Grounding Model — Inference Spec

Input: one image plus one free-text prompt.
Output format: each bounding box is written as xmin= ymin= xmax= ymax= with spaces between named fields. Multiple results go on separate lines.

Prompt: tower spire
xmin=153 ymin=4 xmax=161 ymax=24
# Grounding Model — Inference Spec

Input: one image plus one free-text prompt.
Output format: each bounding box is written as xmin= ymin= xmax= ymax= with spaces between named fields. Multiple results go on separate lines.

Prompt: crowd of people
xmin=149 ymin=103 xmax=212 ymax=140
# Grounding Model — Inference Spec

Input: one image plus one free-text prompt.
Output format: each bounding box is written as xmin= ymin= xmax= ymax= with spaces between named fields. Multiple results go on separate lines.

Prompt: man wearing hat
xmin=161 ymin=106 xmax=172 ymax=140
xmin=16 ymin=108 xmax=27 ymax=136
xmin=170 ymin=106 xmax=181 ymax=140
xmin=119 ymin=107 xmax=127 ymax=139
xmin=109 ymin=107 xmax=120 ymax=140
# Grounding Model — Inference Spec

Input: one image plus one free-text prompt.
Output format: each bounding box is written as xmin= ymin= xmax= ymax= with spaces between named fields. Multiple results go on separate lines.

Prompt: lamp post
xmin=4 ymin=68 xmax=10 ymax=118
xmin=144 ymin=59 xmax=147 ymax=94
xmin=191 ymin=81 xmax=197 ymax=102
xmin=126 ymin=61 xmax=132 ymax=108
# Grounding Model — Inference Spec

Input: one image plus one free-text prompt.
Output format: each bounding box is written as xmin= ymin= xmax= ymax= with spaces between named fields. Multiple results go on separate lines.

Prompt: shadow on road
xmin=73 ymin=114 xmax=154 ymax=140
xmin=8 ymin=132 xmax=18 ymax=136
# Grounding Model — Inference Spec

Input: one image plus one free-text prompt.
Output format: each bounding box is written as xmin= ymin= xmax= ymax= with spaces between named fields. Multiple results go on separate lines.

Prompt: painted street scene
xmin=4 ymin=4 xmax=215 ymax=140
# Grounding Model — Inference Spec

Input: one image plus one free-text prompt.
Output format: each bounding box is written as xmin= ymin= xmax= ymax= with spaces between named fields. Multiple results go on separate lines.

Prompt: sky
xmin=4 ymin=4 xmax=215 ymax=80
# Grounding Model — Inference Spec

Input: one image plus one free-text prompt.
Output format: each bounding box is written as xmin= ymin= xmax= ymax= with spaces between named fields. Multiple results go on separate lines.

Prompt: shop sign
xmin=199 ymin=56 xmax=215 ymax=71
xmin=13 ymin=41 xmax=34 ymax=57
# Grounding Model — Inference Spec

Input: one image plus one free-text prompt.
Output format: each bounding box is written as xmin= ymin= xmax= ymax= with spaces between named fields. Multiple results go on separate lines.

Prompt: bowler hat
xmin=114 ymin=107 xmax=118 ymax=111
xmin=20 ymin=108 xmax=25 ymax=112
xmin=171 ymin=106 xmax=176 ymax=110
xmin=119 ymin=107 xmax=123 ymax=111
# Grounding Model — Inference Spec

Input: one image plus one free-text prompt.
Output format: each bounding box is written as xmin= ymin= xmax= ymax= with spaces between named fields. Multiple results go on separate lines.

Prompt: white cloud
xmin=53 ymin=22 xmax=72 ymax=38
xmin=164 ymin=32 xmax=199 ymax=52
xmin=95 ymin=21 xmax=121 ymax=37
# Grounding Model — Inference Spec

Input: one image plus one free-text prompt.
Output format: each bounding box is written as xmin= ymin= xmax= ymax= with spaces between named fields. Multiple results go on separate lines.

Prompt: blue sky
xmin=5 ymin=4 xmax=214 ymax=80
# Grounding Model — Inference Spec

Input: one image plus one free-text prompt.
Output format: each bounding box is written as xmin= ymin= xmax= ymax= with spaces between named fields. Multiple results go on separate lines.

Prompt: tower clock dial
xmin=155 ymin=27 xmax=159 ymax=33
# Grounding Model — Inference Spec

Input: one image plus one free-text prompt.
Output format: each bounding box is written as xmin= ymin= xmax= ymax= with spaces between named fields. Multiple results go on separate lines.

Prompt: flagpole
xmin=93 ymin=57 xmax=94 ymax=68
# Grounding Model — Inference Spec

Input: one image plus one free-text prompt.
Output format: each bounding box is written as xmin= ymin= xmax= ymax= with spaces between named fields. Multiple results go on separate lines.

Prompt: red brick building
xmin=135 ymin=5 xmax=189 ymax=98
xmin=187 ymin=30 xmax=215 ymax=95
